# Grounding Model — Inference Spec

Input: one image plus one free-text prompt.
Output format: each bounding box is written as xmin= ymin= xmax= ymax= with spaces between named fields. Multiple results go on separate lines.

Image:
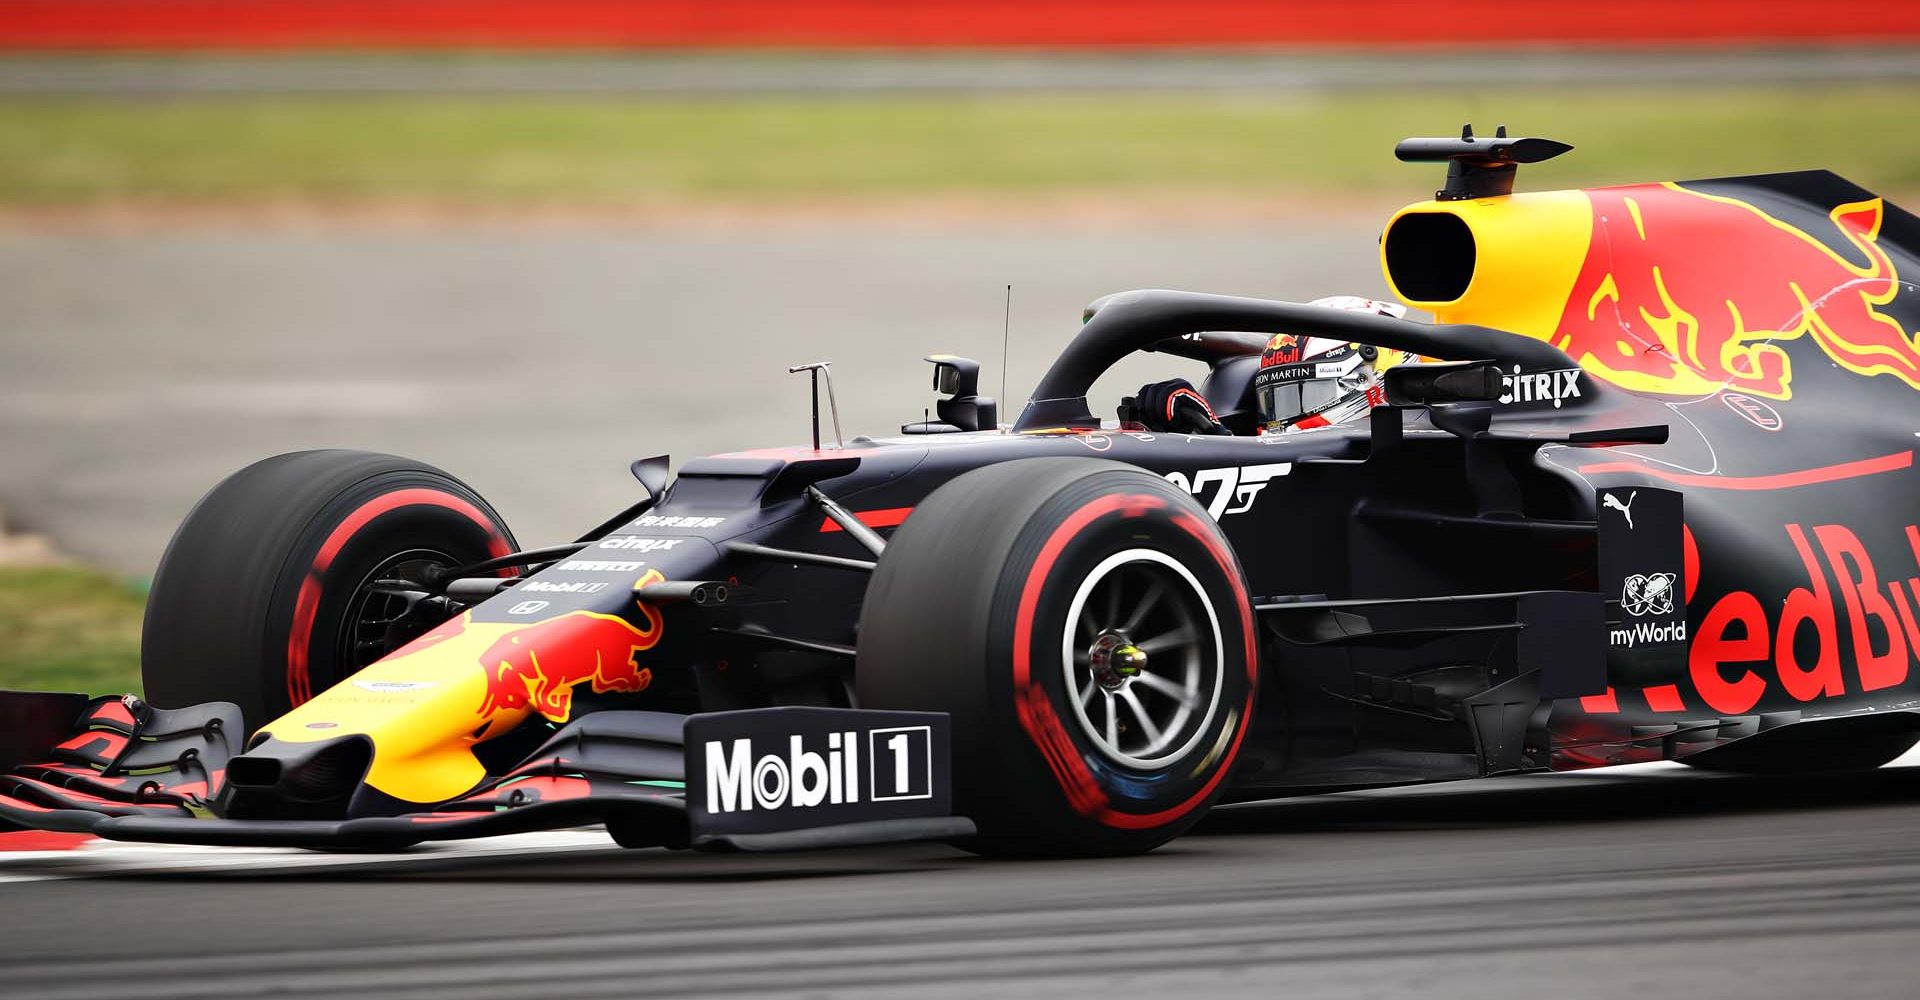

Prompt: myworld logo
xmin=1610 ymin=619 xmax=1688 ymax=649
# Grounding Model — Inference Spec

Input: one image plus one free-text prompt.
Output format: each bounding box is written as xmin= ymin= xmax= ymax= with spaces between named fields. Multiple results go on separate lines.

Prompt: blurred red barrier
xmin=4 ymin=1 xmax=1918 ymax=49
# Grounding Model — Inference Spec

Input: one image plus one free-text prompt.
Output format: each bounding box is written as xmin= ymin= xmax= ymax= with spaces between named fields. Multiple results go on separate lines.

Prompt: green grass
xmin=0 ymin=85 xmax=1916 ymax=206
xmin=0 ymin=568 xmax=144 ymax=697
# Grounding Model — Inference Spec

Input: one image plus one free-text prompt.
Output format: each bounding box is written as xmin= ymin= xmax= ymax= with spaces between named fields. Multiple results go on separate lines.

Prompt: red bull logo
xmin=475 ymin=569 xmax=666 ymax=721
xmin=1552 ymin=183 xmax=1912 ymax=400
xmin=1693 ymin=521 xmax=1918 ymax=715
xmin=1260 ymin=334 xmax=1302 ymax=368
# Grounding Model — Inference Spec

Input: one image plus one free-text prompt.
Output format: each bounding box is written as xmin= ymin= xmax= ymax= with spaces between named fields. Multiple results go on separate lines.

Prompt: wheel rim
xmin=1060 ymin=548 xmax=1224 ymax=770
xmin=334 ymin=548 xmax=458 ymax=678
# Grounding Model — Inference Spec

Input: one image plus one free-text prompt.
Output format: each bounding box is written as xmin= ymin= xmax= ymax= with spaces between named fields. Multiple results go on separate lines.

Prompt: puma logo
xmin=1602 ymin=490 xmax=1637 ymax=530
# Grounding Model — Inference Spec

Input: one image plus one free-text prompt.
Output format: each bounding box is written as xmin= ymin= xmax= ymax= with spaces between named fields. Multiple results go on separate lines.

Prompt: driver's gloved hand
xmin=1126 ymin=379 xmax=1231 ymax=435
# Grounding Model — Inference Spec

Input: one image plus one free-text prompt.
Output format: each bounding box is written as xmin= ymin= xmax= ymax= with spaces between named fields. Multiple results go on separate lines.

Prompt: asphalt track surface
xmin=0 ymin=222 xmax=1395 ymax=576
xmin=4 ymin=757 xmax=1920 ymax=1000
xmin=6 ymin=196 xmax=1920 ymax=1000
xmin=2 ymin=47 xmax=1918 ymax=95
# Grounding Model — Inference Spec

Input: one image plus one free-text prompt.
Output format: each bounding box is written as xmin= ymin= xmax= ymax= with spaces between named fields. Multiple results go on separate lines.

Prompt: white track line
xmin=8 ymin=750 xmax=1919 ymax=882
xmin=0 ymin=829 xmax=621 ymax=883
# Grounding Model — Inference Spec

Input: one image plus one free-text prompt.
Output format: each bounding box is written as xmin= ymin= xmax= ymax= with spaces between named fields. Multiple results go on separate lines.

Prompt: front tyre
xmin=857 ymin=458 xmax=1258 ymax=856
xmin=141 ymin=450 xmax=516 ymax=730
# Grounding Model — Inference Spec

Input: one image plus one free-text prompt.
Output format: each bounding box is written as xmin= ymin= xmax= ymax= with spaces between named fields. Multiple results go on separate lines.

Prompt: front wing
xmin=0 ymin=694 xmax=972 ymax=853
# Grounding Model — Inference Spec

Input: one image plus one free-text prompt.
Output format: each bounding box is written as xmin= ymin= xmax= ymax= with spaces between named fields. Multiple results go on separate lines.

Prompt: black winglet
xmin=1394 ymin=124 xmax=1573 ymax=201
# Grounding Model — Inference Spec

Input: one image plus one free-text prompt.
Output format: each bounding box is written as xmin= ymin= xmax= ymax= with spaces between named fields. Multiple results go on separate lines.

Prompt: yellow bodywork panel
xmin=1380 ymin=190 xmax=1594 ymax=339
xmin=262 ymin=618 xmax=533 ymax=804
xmin=260 ymin=585 xmax=663 ymax=805
xmin=1383 ymin=181 xmax=1913 ymax=402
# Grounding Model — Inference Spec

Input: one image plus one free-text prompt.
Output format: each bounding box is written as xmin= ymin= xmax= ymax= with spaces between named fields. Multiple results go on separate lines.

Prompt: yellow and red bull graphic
xmin=261 ymin=571 xmax=668 ymax=803
xmin=1383 ymin=180 xmax=1919 ymax=403
xmin=1553 ymin=183 xmax=1911 ymax=400
xmin=475 ymin=570 xmax=665 ymax=720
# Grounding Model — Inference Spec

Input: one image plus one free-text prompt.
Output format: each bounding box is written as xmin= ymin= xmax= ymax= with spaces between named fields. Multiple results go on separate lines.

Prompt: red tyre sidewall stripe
xmin=1011 ymin=492 xmax=1258 ymax=831
xmin=285 ymin=487 xmax=511 ymax=709
xmin=287 ymin=577 xmax=324 ymax=705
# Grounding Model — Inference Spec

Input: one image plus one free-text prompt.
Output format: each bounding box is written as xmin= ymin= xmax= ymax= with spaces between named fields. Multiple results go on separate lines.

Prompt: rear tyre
xmin=141 ymin=450 xmax=516 ymax=732
xmin=857 ymin=458 xmax=1258 ymax=856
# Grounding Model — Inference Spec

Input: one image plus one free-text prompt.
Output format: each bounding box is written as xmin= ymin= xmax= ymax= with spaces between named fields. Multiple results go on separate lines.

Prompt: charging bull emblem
xmin=476 ymin=569 xmax=666 ymax=721
xmin=1552 ymin=183 xmax=1913 ymax=400
xmin=1260 ymin=334 xmax=1303 ymax=367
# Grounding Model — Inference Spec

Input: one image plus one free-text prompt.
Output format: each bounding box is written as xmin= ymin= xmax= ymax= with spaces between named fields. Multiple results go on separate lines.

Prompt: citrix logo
xmin=1499 ymin=366 xmax=1583 ymax=408
xmin=705 ymin=733 xmax=860 ymax=812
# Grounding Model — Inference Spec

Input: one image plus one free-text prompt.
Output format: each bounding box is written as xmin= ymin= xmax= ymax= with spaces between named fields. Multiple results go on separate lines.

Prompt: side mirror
xmin=904 ymin=354 xmax=998 ymax=434
xmin=1383 ymin=361 xmax=1504 ymax=407
xmin=629 ymin=454 xmax=670 ymax=500
xmin=929 ymin=355 xmax=980 ymax=397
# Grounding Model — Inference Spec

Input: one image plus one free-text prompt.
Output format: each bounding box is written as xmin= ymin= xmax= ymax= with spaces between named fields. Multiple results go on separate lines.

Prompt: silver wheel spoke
xmin=1120 ymin=577 xmax=1166 ymax=635
xmin=1137 ymin=623 xmax=1196 ymax=656
xmin=1062 ymin=549 xmax=1223 ymax=771
xmin=1118 ymin=688 xmax=1163 ymax=747
xmin=1133 ymin=669 xmax=1198 ymax=709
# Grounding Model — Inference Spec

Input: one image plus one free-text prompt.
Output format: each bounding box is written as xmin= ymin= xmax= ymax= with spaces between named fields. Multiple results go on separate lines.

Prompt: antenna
xmin=1000 ymin=284 xmax=1012 ymax=425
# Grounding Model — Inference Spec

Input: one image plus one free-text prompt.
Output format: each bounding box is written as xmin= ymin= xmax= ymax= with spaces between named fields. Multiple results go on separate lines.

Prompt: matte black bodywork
xmin=457 ymin=261 xmax=1910 ymax=797
xmin=12 ymin=168 xmax=1920 ymax=847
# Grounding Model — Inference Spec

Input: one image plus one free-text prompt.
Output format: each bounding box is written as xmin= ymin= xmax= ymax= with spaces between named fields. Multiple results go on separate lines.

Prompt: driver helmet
xmin=1253 ymin=296 xmax=1408 ymax=434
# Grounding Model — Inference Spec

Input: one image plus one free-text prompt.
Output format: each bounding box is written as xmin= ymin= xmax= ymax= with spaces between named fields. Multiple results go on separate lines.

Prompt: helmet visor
xmin=1257 ymin=376 xmax=1344 ymax=427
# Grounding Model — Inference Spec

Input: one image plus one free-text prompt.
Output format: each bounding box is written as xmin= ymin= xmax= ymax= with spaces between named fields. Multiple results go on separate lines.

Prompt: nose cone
xmin=221 ymin=734 xmax=373 ymax=819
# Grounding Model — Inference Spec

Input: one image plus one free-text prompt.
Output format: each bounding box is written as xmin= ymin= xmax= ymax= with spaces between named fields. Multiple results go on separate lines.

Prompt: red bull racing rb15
xmin=4 ymin=129 xmax=1920 ymax=855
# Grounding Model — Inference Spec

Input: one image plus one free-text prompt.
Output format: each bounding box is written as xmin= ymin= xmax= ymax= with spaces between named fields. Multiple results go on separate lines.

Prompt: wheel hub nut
xmin=1088 ymin=633 xmax=1146 ymax=690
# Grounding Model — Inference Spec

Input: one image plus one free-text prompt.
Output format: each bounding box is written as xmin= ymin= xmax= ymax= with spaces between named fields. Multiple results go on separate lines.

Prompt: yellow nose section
xmin=262 ymin=572 xmax=667 ymax=806
xmin=262 ymin=616 xmax=536 ymax=804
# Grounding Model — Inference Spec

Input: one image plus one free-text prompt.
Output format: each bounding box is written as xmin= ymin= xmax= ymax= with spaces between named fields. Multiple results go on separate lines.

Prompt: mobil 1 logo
xmin=684 ymin=706 xmax=953 ymax=837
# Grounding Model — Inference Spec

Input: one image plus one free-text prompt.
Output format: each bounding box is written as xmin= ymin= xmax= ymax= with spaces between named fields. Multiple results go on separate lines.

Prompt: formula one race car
xmin=6 ymin=129 xmax=1920 ymax=856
